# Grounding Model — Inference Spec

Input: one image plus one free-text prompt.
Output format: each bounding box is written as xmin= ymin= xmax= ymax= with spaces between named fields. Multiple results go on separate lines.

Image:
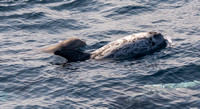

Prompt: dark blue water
xmin=0 ymin=0 xmax=200 ymax=108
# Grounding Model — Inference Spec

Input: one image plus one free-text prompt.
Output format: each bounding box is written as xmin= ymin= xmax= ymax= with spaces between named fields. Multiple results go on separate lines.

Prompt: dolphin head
xmin=148 ymin=31 xmax=167 ymax=49
xmin=40 ymin=37 xmax=86 ymax=53
xmin=60 ymin=37 xmax=86 ymax=50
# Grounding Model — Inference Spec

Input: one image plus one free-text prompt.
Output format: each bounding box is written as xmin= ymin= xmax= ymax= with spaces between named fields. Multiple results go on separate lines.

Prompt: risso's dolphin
xmin=42 ymin=32 xmax=168 ymax=62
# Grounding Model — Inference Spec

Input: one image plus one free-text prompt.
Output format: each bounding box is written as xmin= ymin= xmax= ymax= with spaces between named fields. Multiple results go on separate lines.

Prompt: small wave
xmin=25 ymin=0 xmax=63 ymax=4
xmin=141 ymin=64 xmax=200 ymax=84
xmin=0 ymin=2 xmax=26 ymax=12
xmin=50 ymin=0 xmax=101 ymax=12
xmin=13 ymin=19 xmax=88 ymax=32
xmin=0 ymin=91 xmax=15 ymax=105
xmin=139 ymin=0 xmax=189 ymax=9
xmin=0 ymin=12 xmax=45 ymax=20
xmin=145 ymin=80 xmax=200 ymax=89
xmin=104 ymin=5 xmax=154 ymax=19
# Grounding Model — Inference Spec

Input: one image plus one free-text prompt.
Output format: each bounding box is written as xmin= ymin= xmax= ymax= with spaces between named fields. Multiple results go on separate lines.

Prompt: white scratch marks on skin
xmin=91 ymin=32 xmax=166 ymax=60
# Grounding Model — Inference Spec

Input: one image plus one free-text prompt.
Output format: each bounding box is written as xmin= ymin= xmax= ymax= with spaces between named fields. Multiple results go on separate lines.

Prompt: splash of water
xmin=50 ymin=55 xmax=68 ymax=65
xmin=164 ymin=35 xmax=173 ymax=47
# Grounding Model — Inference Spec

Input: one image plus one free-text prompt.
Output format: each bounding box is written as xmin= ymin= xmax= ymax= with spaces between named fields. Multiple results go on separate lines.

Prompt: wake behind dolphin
xmin=41 ymin=31 xmax=169 ymax=62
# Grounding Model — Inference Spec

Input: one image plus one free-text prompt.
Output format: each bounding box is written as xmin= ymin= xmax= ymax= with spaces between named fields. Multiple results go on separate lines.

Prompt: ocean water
xmin=0 ymin=0 xmax=200 ymax=108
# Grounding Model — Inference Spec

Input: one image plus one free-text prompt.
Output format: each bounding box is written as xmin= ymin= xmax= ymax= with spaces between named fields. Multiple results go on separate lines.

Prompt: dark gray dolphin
xmin=40 ymin=37 xmax=86 ymax=53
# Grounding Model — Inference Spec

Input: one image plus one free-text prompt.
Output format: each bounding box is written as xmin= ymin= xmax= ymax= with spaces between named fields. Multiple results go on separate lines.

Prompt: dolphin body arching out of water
xmin=41 ymin=32 xmax=168 ymax=62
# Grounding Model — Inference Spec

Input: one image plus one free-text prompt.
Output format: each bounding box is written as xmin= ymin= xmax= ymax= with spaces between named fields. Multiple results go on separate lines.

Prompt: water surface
xmin=0 ymin=0 xmax=200 ymax=108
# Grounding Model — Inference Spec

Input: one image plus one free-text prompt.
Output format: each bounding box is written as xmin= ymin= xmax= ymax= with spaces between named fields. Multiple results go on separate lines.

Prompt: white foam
xmin=164 ymin=36 xmax=173 ymax=47
xmin=50 ymin=55 xmax=68 ymax=65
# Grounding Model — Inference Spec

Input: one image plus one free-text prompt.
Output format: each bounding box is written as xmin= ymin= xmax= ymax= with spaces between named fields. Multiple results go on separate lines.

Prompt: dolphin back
xmin=91 ymin=32 xmax=167 ymax=60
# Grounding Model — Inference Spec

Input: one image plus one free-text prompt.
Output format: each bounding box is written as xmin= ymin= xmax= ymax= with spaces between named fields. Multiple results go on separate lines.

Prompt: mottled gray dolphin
xmin=53 ymin=31 xmax=167 ymax=62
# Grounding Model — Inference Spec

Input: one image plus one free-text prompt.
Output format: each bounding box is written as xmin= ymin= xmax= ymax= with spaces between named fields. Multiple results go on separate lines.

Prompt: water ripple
xmin=7 ymin=19 xmax=89 ymax=32
xmin=104 ymin=5 xmax=154 ymax=19
xmin=50 ymin=0 xmax=101 ymax=12
xmin=0 ymin=2 xmax=26 ymax=12
xmin=142 ymin=64 xmax=200 ymax=84
xmin=0 ymin=12 xmax=45 ymax=20
xmin=1 ymin=0 xmax=200 ymax=108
